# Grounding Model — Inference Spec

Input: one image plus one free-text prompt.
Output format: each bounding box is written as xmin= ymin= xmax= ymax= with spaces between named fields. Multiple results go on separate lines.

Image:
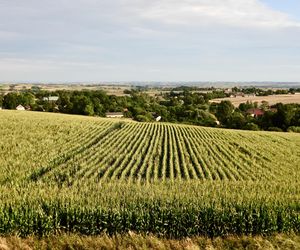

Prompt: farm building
xmin=106 ymin=112 xmax=124 ymax=118
xmin=234 ymin=93 xmax=245 ymax=97
xmin=224 ymin=88 xmax=232 ymax=94
xmin=25 ymin=105 xmax=31 ymax=111
xmin=43 ymin=96 xmax=59 ymax=102
xmin=246 ymin=108 xmax=264 ymax=117
xmin=151 ymin=112 xmax=162 ymax=122
xmin=269 ymin=108 xmax=277 ymax=113
xmin=16 ymin=105 xmax=25 ymax=111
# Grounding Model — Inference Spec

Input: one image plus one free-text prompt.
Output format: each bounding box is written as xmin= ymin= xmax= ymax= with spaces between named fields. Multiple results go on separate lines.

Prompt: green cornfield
xmin=0 ymin=110 xmax=299 ymax=237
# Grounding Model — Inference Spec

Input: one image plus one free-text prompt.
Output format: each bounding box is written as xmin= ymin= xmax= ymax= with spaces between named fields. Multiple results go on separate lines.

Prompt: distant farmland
xmin=0 ymin=110 xmax=299 ymax=237
xmin=211 ymin=93 xmax=300 ymax=107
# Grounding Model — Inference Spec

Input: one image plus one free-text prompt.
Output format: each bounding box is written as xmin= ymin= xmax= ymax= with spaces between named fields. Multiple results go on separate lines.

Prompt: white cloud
xmin=0 ymin=0 xmax=299 ymax=82
xmin=2 ymin=0 xmax=299 ymax=33
xmin=0 ymin=57 xmax=116 ymax=72
xmin=125 ymin=0 xmax=300 ymax=29
xmin=0 ymin=31 xmax=21 ymax=40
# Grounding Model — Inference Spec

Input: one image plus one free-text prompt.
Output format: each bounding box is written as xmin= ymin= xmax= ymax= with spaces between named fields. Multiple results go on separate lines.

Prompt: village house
xmin=151 ymin=112 xmax=162 ymax=122
xmin=106 ymin=112 xmax=124 ymax=118
xmin=234 ymin=92 xmax=245 ymax=97
xmin=25 ymin=105 xmax=31 ymax=111
xmin=224 ymin=88 xmax=232 ymax=94
xmin=16 ymin=105 xmax=25 ymax=111
xmin=246 ymin=108 xmax=264 ymax=118
xmin=43 ymin=96 xmax=59 ymax=102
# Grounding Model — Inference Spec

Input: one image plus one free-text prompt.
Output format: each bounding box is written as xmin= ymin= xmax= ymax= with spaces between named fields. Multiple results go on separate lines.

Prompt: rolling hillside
xmin=0 ymin=110 xmax=299 ymax=184
xmin=0 ymin=110 xmax=299 ymax=237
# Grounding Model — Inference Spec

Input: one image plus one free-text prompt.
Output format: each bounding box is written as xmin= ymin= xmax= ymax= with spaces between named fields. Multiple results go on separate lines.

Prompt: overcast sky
xmin=0 ymin=0 xmax=299 ymax=82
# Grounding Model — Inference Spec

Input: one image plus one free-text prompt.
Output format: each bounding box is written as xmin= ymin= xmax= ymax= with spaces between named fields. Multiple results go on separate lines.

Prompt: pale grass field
xmin=0 ymin=233 xmax=299 ymax=250
xmin=0 ymin=84 xmax=130 ymax=96
xmin=211 ymin=93 xmax=300 ymax=107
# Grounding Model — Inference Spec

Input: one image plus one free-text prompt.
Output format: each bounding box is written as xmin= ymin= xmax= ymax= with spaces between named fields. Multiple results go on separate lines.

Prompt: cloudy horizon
xmin=0 ymin=0 xmax=299 ymax=82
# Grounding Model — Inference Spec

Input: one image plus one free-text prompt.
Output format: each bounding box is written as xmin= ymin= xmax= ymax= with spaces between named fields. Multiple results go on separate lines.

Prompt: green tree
xmin=71 ymin=95 xmax=94 ymax=115
xmin=92 ymin=98 xmax=105 ymax=116
xmin=84 ymin=104 xmax=94 ymax=116
xmin=135 ymin=114 xmax=153 ymax=122
xmin=238 ymin=101 xmax=254 ymax=112
xmin=21 ymin=92 xmax=35 ymax=107
xmin=228 ymin=112 xmax=246 ymax=129
xmin=3 ymin=93 xmax=18 ymax=109
xmin=260 ymin=101 xmax=269 ymax=111
xmin=0 ymin=94 xmax=3 ymax=107
xmin=194 ymin=110 xmax=217 ymax=127
xmin=57 ymin=92 xmax=72 ymax=113
xmin=243 ymin=122 xmax=260 ymax=131
xmin=215 ymin=101 xmax=234 ymax=125
xmin=272 ymin=103 xmax=296 ymax=130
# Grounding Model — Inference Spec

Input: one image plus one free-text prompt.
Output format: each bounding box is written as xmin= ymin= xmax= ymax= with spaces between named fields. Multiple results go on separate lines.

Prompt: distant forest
xmin=1 ymin=86 xmax=300 ymax=133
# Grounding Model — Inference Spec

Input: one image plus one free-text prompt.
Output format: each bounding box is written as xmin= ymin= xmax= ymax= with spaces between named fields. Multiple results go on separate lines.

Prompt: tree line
xmin=0 ymin=88 xmax=299 ymax=132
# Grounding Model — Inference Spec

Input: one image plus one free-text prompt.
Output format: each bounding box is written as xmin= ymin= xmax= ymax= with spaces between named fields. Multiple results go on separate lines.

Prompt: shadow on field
xmin=29 ymin=122 xmax=125 ymax=183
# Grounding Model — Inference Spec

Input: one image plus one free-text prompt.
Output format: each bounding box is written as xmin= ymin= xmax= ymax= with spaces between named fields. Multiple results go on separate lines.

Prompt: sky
xmin=0 ymin=0 xmax=299 ymax=83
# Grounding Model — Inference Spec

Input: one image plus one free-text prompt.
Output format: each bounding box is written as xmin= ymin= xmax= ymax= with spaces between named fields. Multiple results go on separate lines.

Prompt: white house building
xmin=16 ymin=105 xmax=25 ymax=111
xmin=43 ymin=96 xmax=59 ymax=102
xmin=106 ymin=112 xmax=124 ymax=118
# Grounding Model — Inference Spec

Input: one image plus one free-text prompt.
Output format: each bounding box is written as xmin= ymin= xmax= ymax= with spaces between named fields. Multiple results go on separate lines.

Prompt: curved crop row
xmin=4 ymin=113 xmax=295 ymax=184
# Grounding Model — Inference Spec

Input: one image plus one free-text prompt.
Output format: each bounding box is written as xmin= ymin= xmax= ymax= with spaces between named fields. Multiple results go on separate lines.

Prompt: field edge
xmin=0 ymin=233 xmax=299 ymax=250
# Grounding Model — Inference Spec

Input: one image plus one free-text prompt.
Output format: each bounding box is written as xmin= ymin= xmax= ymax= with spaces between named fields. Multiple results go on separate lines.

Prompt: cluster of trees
xmin=210 ymin=101 xmax=300 ymax=132
xmin=1 ymin=88 xmax=300 ymax=132
xmin=232 ymin=87 xmax=300 ymax=96
xmin=0 ymin=92 xmax=35 ymax=109
xmin=0 ymin=90 xmax=130 ymax=116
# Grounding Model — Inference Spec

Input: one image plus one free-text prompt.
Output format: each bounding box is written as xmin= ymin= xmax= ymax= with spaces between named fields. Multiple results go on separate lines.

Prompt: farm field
xmin=211 ymin=93 xmax=300 ymax=107
xmin=0 ymin=110 xmax=299 ymax=238
xmin=0 ymin=83 xmax=131 ymax=96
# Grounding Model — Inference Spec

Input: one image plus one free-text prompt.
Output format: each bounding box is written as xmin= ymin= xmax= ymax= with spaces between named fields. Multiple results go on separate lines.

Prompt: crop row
xmin=28 ymin=122 xmax=299 ymax=185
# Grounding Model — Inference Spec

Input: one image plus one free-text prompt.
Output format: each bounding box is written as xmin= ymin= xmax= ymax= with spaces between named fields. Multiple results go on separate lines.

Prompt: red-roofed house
xmin=246 ymin=108 xmax=264 ymax=118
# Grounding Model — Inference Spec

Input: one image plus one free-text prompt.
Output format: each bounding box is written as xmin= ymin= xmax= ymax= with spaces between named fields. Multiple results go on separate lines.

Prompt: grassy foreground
xmin=0 ymin=111 xmax=299 ymax=238
xmin=0 ymin=233 xmax=299 ymax=250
